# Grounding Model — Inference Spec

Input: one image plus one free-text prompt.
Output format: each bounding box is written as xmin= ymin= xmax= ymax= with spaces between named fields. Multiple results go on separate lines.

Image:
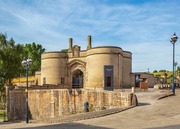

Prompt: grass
xmin=0 ymin=110 xmax=6 ymax=121
xmin=152 ymin=71 xmax=179 ymax=83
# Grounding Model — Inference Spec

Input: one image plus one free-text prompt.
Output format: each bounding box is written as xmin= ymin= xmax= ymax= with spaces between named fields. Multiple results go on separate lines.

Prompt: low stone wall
xmin=8 ymin=89 xmax=133 ymax=121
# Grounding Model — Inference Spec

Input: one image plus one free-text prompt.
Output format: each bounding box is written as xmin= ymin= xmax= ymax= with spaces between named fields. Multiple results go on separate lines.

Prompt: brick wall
xmin=8 ymin=89 xmax=133 ymax=121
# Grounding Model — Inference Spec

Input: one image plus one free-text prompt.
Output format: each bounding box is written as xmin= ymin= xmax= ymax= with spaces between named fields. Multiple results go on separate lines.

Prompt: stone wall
xmin=8 ymin=88 xmax=133 ymax=121
xmin=8 ymin=90 xmax=26 ymax=120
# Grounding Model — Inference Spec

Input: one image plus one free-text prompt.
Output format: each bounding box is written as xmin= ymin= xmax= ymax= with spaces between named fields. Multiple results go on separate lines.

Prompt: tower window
xmin=61 ymin=77 xmax=65 ymax=84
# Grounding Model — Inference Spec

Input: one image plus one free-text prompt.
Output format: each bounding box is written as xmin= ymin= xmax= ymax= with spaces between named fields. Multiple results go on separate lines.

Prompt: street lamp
xmin=21 ymin=57 xmax=32 ymax=123
xmin=170 ymin=33 xmax=178 ymax=94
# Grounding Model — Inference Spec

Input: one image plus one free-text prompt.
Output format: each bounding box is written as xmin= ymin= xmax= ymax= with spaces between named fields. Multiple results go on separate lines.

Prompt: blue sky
xmin=0 ymin=0 xmax=180 ymax=72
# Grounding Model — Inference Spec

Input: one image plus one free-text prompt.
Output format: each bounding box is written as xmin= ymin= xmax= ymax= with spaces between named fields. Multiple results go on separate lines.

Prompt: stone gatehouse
xmin=7 ymin=36 xmax=159 ymax=121
xmin=37 ymin=35 xmax=132 ymax=90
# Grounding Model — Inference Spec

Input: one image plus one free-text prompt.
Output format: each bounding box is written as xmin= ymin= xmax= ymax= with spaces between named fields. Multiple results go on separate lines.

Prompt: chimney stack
xmin=68 ymin=38 xmax=73 ymax=52
xmin=87 ymin=35 xmax=92 ymax=50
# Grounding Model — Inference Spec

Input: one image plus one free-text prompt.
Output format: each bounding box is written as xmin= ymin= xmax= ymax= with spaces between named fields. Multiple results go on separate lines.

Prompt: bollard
xmin=132 ymin=87 xmax=135 ymax=93
xmin=84 ymin=101 xmax=89 ymax=112
xmin=132 ymin=94 xmax=138 ymax=106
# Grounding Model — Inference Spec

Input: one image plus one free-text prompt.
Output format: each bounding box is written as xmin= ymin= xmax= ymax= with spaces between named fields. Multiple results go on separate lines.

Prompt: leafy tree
xmin=0 ymin=34 xmax=23 ymax=104
xmin=0 ymin=33 xmax=7 ymax=48
xmin=177 ymin=66 xmax=180 ymax=76
xmin=0 ymin=78 xmax=5 ymax=104
xmin=0 ymin=33 xmax=46 ymax=84
xmin=22 ymin=42 xmax=46 ymax=75
xmin=0 ymin=33 xmax=46 ymax=104
xmin=0 ymin=34 xmax=24 ymax=85
xmin=153 ymin=70 xmax=157 ymax=73
xmin=177 ymin=66 xmax=180 ymax=72
xmin=159 ymin=70 xmax=166 ymax=72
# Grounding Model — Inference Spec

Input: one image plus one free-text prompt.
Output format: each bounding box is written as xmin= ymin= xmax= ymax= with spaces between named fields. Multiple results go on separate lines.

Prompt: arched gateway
xmin=67 ymin=60 xmax=86 ymax=88
xmin=72 ymin=69 xmax=83 ymax=88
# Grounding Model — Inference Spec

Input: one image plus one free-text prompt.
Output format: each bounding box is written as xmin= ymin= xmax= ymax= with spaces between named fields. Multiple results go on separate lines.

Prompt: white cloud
xmin=0 ymin=0 xmax=180 ymax=72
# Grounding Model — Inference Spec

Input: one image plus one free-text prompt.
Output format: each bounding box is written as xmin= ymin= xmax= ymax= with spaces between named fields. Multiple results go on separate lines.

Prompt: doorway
xmin=104 ymin=65 xmax=113 ymax=90
xmin=72 ymin=69 xmax=83 ymax=88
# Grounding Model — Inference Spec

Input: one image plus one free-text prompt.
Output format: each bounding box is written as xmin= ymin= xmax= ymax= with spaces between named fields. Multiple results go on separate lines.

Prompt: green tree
xmin=159 ymin=70 xmax=166 ymax=72
xmin=0 ymin=34 xmax=24 ymax=85
xmin=0 ymin=33 xmax=46 ymax=84
xmin=177 ymin=66 xmax=180 ymax=76
xmin=0 ymin=78 xmax=5 ymax=104
xmin=0 ymin=34 xmax=46 ymax=81
xmin=0 ymin=33 xmax=7 ymax=48
xmin=153 ymin=70 xmax=158 ymax=73
xmin=23 ymin=42 xmax=46 ymax=75
xmin=0 ymin=33 xmax=45 ymax=104
xmin=0 ymin=34 xmax=24 ymax=104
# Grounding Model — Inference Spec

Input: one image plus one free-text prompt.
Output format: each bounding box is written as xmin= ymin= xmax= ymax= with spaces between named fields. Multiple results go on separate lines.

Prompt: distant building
xmin=131 ymin=72 xmax=158 ymax=88
xmin=11 ymin=76 xmax=35 ymax=87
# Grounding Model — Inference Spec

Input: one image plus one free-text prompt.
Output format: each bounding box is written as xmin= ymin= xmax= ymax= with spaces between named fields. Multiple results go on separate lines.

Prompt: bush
xmin=159 ymin=70 xmax=166 ymax=72
xmin=0 ymin=103 xmax=5 ymax=110
xmin=153 ymin=70 xmax=158 ymax=73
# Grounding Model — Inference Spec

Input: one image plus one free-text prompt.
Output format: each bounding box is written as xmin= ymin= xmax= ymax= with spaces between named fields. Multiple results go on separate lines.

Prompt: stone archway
xmin=72 ymin=69 xmax=83 ymax=88
xmin=67 ymin=60 xmax=86 ymax=88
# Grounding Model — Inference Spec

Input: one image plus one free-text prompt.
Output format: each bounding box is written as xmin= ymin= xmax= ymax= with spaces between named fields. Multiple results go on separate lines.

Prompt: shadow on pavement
xmin=25 ymin=122 xmax=110 ymax=129
xmin=0 ymin=121 xmax=22 ymax=125
xmin=138 ymin=102 xmax=151 ymax=106
xmin=146 ymin=124 xmax=180 ymax=129
xmin=0 ymin=122 xmax=111 ymax=129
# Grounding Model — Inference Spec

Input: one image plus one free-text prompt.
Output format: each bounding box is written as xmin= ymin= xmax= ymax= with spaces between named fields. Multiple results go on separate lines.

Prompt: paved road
xmin=76 ymin=89 xmax=180 ymax=129
xmin=1 ymin=88 xmax=180 ymax=129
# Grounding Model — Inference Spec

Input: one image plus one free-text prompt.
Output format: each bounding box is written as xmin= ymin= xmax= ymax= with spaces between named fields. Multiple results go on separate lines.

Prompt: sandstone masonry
xmin=7 ymin=88 xmax=133 ymax=120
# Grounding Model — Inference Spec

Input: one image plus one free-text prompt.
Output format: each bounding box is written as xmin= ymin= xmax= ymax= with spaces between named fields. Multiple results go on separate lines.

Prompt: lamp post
xmin=21 ymin=58 xmax=32 ymax=123
xmin=170 ymin=33 xmax=178 ymax=94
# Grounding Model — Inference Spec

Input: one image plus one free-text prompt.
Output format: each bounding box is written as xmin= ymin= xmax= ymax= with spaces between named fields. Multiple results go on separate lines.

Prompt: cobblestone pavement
xmin=0 ymin=88 xmax=178 ymax=129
